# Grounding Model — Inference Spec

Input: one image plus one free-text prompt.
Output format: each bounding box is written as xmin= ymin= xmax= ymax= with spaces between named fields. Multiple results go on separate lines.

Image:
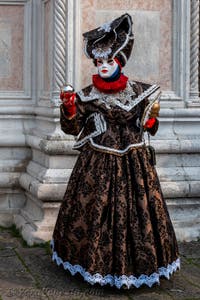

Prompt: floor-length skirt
xmin=51 ymin=145 xmax=180 ymax=289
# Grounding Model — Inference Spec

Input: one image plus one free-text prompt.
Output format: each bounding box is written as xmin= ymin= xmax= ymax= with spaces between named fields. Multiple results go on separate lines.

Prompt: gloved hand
xmin=143 ymin=101 xmax=160 ymax=129
xmin=60 ymin=91 xmax=76 ymax=118
xmin=143 ymin=118 xmax=156 ymax=129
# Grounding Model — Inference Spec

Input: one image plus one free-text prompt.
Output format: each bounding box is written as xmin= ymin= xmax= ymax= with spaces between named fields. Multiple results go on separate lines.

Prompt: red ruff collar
xmin=92 ymin=74 xmax=128 ymax=93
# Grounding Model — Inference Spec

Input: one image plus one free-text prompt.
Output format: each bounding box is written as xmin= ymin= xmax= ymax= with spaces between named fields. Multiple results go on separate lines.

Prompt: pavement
xmin=0 ymin=226 xmax=200 ymax=300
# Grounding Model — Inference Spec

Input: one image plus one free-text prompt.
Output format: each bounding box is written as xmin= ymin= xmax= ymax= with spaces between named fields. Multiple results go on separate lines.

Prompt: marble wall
xmin=0 ymin=0 xmax=199 ymax=244
xmin=0 ymin=5 xmax=24 ymax=91
xmin=0 ymin=0 xmax=33 ymax=229
xmin=80 ymin=0 xmax=172 ymax=91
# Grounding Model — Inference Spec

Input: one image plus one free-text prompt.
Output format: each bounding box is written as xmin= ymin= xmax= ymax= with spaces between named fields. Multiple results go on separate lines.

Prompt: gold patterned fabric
xmin=51 ymin=81 xmax=179 ymax=289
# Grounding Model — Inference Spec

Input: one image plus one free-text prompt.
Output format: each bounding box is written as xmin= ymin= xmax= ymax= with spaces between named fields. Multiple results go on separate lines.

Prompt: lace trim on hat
xmin=92 ymin=48 xmax=112 ymax=59
xmin=50 ymin=239 xmax=180 ymax=289
xmin=98 ymin=22 xmax=112 ymax=32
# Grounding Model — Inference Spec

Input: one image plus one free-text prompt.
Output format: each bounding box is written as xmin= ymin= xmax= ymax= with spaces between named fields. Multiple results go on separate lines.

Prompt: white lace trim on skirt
xmin=50 ymin=239 xmax=180 ymax=289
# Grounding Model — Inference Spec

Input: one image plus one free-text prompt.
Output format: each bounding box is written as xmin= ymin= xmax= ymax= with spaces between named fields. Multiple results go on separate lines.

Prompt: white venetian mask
xmin=97 ymin=58 xmax=119 ymax=78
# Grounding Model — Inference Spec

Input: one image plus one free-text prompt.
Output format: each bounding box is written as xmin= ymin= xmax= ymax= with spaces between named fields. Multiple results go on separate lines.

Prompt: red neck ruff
xmin=92 ymin=74 xmax=128 ymax=93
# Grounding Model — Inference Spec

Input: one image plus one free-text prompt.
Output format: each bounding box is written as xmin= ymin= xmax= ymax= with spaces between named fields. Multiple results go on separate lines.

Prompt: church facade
xmin=0 ymin=0 xmax=199 ymax=244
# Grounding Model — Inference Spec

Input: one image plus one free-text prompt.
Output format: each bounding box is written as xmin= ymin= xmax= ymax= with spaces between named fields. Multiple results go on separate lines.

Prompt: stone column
xmin=190 ymin=0 xmax=200 ymax=103
xmin=18 ymin=0 xmax=78 ymax=245
xmin=52 ymin=0 xmax=66 ymax=105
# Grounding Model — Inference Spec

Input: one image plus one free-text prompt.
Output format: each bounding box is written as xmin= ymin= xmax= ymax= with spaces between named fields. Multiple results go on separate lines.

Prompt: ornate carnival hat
xmin=83 ymin=13 xmax=134 ymax=67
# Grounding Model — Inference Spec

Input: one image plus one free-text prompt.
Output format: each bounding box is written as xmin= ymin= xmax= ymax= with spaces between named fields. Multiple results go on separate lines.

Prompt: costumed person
xmin=51 ymin=13 xmax=180 ymax=289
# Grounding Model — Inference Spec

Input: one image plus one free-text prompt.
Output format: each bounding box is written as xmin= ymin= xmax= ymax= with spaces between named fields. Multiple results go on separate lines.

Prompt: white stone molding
xmin=38 ymin=0 xmax=53 ymax=104
xmin=0 ymin=0 xmax=32 ymax=101
xmin=167 ymin=198 xmax=200 ymax=241
xmin=172 ymin=0 xmax=191 ymax=106
xmin=189 ymin=0 xmax=200 ymax=104
xmin=23 ymin=0 xmax=32 ymax=99
xmin=65 ymin=0 xmax=81 ymax=91
xmin=0 ymin=0 xmax=27 ymax=3
xmin=30 ymin=0 xmax=40 ymax=104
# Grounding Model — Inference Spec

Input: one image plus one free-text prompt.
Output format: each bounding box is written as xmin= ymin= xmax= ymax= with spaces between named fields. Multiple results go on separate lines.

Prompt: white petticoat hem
xmin=50 ymin=239 xmax=180 ymax=289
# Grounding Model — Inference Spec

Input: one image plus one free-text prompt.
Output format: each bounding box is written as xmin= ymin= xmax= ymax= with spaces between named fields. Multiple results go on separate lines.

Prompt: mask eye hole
xmin=107 ymin=59 xmax=114 ymax=65
xmin=97 ymin=59 xmax=103 ymax=66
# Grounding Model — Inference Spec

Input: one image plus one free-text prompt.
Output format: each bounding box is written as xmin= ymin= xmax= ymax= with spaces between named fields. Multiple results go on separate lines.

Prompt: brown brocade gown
xmin=51 ymin=80 xmax=180 ymax=289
